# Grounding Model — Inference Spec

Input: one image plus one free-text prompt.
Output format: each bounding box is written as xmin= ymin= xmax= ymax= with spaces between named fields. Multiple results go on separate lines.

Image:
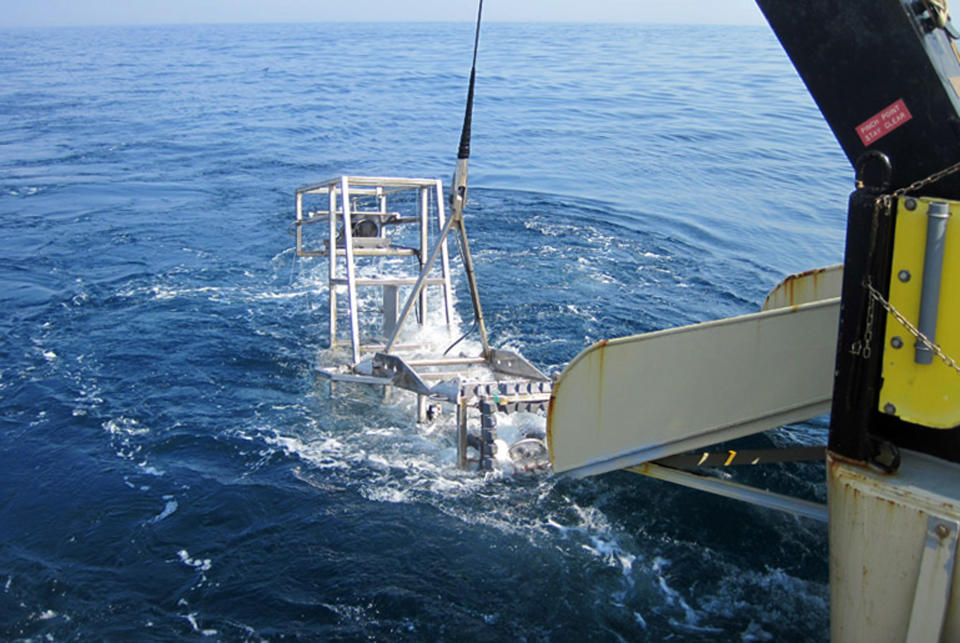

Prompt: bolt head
xmin=891 ymin=336 xmax=903 ymax=349
xmin=884 ymin=403 xmax=897 ymax=415
xmin=898 ymin=270 xmax=911 ymax=282
xmin=905 ymin=197 xmax=918 ymax=211
xmin=936 ymin=524 xmax=951 ymax=539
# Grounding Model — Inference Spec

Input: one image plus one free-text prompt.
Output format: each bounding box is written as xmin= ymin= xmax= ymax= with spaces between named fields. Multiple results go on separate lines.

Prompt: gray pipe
xmin=916 ymin=201 xmax=951 ymax=364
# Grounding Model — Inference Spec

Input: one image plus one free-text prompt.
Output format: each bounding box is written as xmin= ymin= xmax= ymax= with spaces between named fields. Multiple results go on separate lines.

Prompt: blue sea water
xmin=0 ymin=22 xmax=852 ymax=640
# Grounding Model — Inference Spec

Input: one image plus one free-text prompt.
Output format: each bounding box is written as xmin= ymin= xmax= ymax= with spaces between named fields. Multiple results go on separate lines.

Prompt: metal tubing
xmin=340 ymin=177 xmax=362 ymax=365
xmin=328 ymin=188 xmax=338 ymax=348
xmin=630 ymin=462 xmax=828 ymax=522
xmin=419 ymin=186 xmax=429 ymax=325
xmin=296 ymin=191 xmax=304 ymax=254
xmin=377 ymin=186 xmax=386 ymax=238
xmin=449 ymin=157 xmax=490 ymax=356
xmin=916 ymin=201 xmax=950 ymax=364
xmin=457 ymin=399 xmax=468 ymax=468
xmin=406 ymin=356 xmax=486 ymax=367
xmin=455 ymin=215 xmax=490 ymax=356
xmin=435 ymin=180 xmax=455 ymax=327
xmin=417 ymin=394 xmax=427 ymax=423
xmin=450 ymin=157 xmax=490 ymax=358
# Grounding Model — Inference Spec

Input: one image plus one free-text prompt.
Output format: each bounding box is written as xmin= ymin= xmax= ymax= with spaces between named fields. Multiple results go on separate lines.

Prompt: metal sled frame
xmin=296 ymin=176 xmax=551 ymax=470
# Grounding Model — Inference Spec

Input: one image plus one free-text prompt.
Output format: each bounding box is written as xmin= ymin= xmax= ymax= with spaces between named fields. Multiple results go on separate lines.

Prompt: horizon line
xmin=0 ymin=18 xmax=767 ymax=29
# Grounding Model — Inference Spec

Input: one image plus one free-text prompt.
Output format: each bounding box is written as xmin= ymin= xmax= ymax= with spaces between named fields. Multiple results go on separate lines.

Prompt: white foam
xmin=139 ymin=464 xmax=164 ymax=476
xmin=177 ymin=549 xmax=212 ymax=572
xmin=183 ymin=612 xmax=218 ymax=636
xmin=262 ymin=432 xmax=349 ymax=471
xmin=103 ymin=416 xmax=150 ymax=437
xmin=741 ymin=620 xmax=774 ymax=641
xmin=150 ymin=499 xmax=178 ymax=523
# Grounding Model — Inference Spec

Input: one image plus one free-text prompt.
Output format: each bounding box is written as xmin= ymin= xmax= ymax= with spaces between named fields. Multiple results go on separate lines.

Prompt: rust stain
xmin=546 ymin=391 xmax=557 ymax=464
xmin=596 ymin=340 xmax=608 ymax=431
xmin=771 ymin=266 xmax=832 ymax=308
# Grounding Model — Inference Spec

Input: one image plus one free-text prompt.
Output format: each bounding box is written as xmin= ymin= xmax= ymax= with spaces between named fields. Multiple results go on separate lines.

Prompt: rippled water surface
xmin=0 ymin=22 xmax=851 ymax=640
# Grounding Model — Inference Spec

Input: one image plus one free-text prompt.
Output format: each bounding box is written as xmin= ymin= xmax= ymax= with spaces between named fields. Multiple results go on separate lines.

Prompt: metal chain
xmin=864 ymin=280 xmax=960 ymax=375
xmin=851 ymin=287 xmax=875 ymax=359
xmin=863 ymin=291 xmax=874 ymax=359
xmin=855 ymin=160 xmax=960 ymax=371
xmin=894 ymin=159 xmax=960 ymax=198
xmin=873 ymin=160 xmax=960 ymax=218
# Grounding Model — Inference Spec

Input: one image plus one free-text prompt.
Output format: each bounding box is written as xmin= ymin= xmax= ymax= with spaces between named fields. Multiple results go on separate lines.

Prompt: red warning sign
xmin=856 ymin=99 xmax=913 ymax=146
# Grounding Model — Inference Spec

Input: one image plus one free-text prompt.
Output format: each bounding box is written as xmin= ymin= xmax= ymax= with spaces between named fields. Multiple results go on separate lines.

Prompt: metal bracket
xmin=371 ymin=353 xmax=432 ymax=396
xmin=906 ymin=515 xmax=960 ymax=643
xmin=488 ymin=349 xmax=550 ymax=381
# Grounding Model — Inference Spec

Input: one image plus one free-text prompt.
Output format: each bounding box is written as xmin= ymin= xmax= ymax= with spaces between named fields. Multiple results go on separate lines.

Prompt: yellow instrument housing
xmin=878 ymin=196 xmax=960 ymax=429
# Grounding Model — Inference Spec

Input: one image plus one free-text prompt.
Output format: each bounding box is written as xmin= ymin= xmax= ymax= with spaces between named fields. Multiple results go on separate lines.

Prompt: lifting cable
xmin=442 ymin=0 xmax=488 ymax=357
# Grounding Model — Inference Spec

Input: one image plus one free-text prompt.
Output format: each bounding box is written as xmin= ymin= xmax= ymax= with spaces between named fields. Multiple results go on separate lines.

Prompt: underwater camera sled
xmin=294 ymin=175 xmax=552 ymax=472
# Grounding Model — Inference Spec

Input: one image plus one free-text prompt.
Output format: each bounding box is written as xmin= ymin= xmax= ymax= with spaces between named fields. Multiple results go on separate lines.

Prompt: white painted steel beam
xmin=548 ymin=297 xmax=840 ymax=477
xmin=906 ymin=516 xmax=959 ymax=643
xmin=629 ymin=462 xmax=828 ymax=522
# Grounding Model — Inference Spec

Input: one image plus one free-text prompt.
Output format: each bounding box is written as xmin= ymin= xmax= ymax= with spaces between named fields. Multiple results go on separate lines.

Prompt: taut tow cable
xmin=447 ymin=0 xmax=490 ymax=357
xmin=385 ymin=0 xmax=490 ymax=355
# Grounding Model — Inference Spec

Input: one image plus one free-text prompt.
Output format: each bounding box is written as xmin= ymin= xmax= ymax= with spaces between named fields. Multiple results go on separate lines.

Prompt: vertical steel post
xmin=377 ymin=186 xmax=386 ymax=238
xmin=328 ymin=187 xmax=338 ymax=349
xmin=341 ymin=177 xmax=362 ymax=365
xmin=419 ymin=186 xmax=429 ymax=325
xmin=295 ymin=190 xmax=303 ymax=255
xmin=457 ymin=396 xmax=468 ymax=468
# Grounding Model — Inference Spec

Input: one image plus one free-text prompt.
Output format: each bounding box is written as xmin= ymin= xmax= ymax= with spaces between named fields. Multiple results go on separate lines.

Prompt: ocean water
xmin=0 ymin=22 xmax=852 ymax=641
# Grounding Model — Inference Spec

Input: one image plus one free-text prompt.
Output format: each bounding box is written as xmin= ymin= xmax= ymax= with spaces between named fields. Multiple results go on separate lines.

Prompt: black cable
xmin=443 ymin=316 xmax=477 ymax=357
xmin=441 ymin=0 xmax=484 ymax=357
xmin=457 ymin=0 xmax=483 ymax=161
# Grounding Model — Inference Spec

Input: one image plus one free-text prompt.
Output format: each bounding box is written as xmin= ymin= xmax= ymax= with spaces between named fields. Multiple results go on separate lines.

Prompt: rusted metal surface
xmin=762 ymin=264 xmax=843 ymax=311
xmin=828 ymin=449 xmax=960 ymax=642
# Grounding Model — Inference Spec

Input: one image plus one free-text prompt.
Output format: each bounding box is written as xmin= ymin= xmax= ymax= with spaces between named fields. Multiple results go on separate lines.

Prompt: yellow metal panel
xmin=878 ymin=197 xmax=960 ymax=428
